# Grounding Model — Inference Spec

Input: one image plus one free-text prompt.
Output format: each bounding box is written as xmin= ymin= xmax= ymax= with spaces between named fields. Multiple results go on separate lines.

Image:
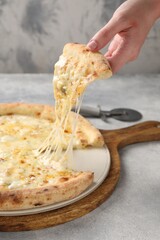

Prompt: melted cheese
xmin=0 ymin=115 xmax=73 ymax=189
xmin=37 ymin=53 xmax=87 ymax=168
xmin=37 ymin=43 xmax=111 ymax=172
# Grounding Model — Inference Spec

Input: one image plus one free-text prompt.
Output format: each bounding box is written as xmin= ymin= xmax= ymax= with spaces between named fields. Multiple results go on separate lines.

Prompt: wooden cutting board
xmin=0 ymin=121 xmax=160 ymax=232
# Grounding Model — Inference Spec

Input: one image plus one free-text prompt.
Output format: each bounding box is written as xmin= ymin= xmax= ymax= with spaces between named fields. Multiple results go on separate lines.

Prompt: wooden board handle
xmin=101 ymin=121 xmax=160 ymax=149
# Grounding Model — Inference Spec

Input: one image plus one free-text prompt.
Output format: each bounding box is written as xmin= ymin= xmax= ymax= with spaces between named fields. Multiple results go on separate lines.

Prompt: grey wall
xmin=0 ymin=0 xmax=160 ymax=74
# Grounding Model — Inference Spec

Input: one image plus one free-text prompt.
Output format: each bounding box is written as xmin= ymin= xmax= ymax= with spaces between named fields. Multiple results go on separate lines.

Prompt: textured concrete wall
xmin=0 ymin=0 xmax=160 ymax=74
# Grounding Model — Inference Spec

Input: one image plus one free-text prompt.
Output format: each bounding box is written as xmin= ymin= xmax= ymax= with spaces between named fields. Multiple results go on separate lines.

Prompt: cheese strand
xmin=37 ymin=77 xmax=83 ymax=168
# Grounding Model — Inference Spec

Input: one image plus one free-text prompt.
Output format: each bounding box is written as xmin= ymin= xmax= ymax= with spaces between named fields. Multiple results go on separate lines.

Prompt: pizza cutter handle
xmin=101 ymin=121 xmax=160 ymax=150
xmin=75 ymin=106 xmax=101 ymax=117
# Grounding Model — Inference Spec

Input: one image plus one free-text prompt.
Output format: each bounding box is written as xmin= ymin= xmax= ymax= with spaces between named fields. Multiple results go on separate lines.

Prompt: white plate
xmin=0 ymin=146 xmax=110 ymax=216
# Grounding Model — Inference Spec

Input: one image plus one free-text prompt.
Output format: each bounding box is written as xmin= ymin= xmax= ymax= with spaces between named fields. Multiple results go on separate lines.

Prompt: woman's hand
xmin=87 ymin=0 xmax=160 ymax=73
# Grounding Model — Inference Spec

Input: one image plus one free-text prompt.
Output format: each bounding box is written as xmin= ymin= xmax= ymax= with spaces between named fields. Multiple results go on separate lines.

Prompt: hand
xmin=87 ymin=0 xmax=160 ymax=73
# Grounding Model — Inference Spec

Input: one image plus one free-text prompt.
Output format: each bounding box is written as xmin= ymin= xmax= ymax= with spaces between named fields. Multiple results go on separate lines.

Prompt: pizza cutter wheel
xmin=75 ymin=105 xmax=142 ymax=122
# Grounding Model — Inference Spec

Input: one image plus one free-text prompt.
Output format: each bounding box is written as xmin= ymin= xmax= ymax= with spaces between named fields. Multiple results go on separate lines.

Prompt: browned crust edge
xmin=0 ymin=172 xmax=93 ymax=210
xmin=0 ymin=102 xmax=55 ymax=121
xmin=63 ymin=43 xmax=112 ymax=80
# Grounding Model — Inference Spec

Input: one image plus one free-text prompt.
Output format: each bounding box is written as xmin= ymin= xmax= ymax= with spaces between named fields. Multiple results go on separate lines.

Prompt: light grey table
xmin=0 ymin=74 xmax=160 ymax=240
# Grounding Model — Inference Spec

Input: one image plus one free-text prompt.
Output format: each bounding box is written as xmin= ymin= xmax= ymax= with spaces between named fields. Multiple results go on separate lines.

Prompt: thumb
xmin=87 ymin=16 xmax=129 ymax=51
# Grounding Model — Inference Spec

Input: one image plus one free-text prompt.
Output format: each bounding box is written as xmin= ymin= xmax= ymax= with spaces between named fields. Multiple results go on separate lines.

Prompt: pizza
xmin=0 ymin=43 xmax=112 ymax=211
xmin=0 ymin=103 xmax=104 ymax=210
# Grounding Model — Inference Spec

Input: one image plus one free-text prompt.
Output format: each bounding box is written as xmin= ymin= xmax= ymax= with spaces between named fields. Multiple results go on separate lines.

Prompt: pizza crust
xmin=63 ymin=43 xmax=112 ymax=81
xmin=0 ymin=172 xmax=93 ymax=210
xmin=0 ymin=102 xmax=55 ymax=121
xmin=69 ymin=111 xmax=104 ymax=148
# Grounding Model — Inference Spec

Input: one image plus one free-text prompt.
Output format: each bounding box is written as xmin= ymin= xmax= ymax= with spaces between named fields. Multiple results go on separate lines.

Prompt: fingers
xmin=106 ymin=33 xmax=139 ymax=73
xmin=105 ymin=34 xmax=119 ymax=57
xmin=87 ymin=15 xmax=129 ymax=51
xmin=87 ymin=0 xmax=155 ymax=73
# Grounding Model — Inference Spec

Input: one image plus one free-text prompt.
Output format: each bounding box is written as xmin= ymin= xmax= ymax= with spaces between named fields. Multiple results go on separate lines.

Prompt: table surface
xmin=0 ymin=74 xmax=160 ymax=240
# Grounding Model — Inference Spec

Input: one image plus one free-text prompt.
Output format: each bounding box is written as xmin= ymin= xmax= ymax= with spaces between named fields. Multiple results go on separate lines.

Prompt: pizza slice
xmin=54 ymin=43 xmax=112 ymax=102
xmin=38 ymin=43 xmax=112 ymax=165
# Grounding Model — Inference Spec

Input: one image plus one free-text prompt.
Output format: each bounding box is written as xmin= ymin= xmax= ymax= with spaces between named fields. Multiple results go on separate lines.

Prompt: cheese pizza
xmin=0 ymin=43 xmax=112 ymax=210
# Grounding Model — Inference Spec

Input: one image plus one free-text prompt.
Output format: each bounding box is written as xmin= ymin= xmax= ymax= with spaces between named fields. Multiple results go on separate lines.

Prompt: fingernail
xmin=87 ymin=40 xmax=98 ymax=50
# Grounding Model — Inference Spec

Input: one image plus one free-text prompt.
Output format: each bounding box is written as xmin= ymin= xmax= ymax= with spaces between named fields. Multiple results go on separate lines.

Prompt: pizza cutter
xmin=74 ymin=105 xmax=142 ymax=122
